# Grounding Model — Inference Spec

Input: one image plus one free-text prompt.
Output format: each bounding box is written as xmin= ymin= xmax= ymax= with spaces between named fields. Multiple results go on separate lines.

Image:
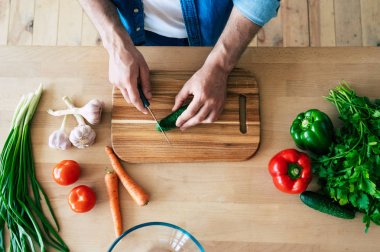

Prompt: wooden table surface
xmin=0 ymin=46 xmax=379 ymax=252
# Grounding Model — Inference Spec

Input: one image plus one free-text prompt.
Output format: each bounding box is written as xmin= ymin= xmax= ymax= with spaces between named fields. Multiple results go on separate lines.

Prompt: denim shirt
xmin=111 ymin=0 xmax=280 ymax=46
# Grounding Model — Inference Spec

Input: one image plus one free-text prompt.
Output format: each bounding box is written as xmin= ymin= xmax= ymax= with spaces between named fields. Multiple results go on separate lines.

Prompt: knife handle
xmin=138 ymin=84 xmax=150 ymax=108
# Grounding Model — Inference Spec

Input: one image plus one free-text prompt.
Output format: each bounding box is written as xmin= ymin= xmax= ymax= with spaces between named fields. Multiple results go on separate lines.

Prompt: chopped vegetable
xmin=62 ymin=96 xmax=96 ymax=148
xmin=290 ymin=109 xmax=334 ymax=155
xmin=268 ymin=149 xmax=312 ymax=194
xmin=105 ymin=169 xmax=123 ymax=237
xmin=48 ymin=98 xmax=104 ymax=125
xmin=105 ymin=146 xmax=150 ymax=206
xmin=53 ymin=160 xmax=81 ymax=186
xmin=68 ymin=185 xmax=96 ymax=213
xmin=314 ymin=82 xmax=380 ymax=231
xmin=300 ymin=191 xmax=355 ymax=219
xmin=0 ymin=85 xmax=69 ymax=251
xmin=156 ymin=105 xmax=188 ymax=131
xmin=48 ymin=115 xmax=72 ymax=150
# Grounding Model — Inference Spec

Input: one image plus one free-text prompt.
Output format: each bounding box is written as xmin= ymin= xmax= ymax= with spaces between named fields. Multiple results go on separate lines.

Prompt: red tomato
xmin=53 ymin=160 xmax=80 ymax=186
xmin=68 ymin=185 xmax=96 ymax=213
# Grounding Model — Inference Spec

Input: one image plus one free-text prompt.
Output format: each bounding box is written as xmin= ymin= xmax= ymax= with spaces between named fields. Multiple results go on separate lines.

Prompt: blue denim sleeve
xmin=232 ymin=0 xmax=280 ymax=27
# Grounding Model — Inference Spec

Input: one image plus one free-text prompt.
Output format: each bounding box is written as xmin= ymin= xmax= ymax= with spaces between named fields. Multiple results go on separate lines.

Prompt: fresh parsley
xmin=313 ymin=82 xmax=380 ymax=232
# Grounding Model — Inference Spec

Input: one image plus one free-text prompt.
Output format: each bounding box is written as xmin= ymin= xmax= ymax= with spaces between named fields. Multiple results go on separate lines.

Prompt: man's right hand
xmin=107 ymin=40 xmax=151 ymax=114
xmin=78 ymin=0 xmax=152 ymax=114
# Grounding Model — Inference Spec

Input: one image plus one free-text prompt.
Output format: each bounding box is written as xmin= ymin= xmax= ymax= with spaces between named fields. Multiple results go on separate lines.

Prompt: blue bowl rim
xmin=108 ymin=221 xmax=205 ymax=252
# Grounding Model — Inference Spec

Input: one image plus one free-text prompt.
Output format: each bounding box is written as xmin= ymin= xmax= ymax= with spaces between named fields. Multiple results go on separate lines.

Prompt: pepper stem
xmin=301 ymin=119 xmax=310 ymax=129
xmin=288 ymin=163 xmax=302 ymax=180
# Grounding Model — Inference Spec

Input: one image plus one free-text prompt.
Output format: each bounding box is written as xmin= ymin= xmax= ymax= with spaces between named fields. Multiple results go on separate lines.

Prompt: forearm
xmin=78 ymin=0 xmax=133 ymax=51
xmin=79 ymin=0 xmax=151 ymax=113
xmin=206 ymin=7 xmax=261 ymax=73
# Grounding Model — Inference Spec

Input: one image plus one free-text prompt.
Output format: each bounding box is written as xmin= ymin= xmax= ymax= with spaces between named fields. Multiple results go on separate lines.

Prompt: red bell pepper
xmin=268 ymin=149 xmax=312 ymax=194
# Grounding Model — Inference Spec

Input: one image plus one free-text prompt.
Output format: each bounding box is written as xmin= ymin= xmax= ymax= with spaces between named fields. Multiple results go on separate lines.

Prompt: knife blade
xmin=137 ymin=85 xmax=171 ymax=145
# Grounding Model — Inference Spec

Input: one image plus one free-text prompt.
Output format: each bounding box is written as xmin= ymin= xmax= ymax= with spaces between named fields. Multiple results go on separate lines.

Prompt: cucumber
xmin=300 ymin=191 xmax=355 ymax=219
xmin=156 ymin=105 xmax=188 ymax=132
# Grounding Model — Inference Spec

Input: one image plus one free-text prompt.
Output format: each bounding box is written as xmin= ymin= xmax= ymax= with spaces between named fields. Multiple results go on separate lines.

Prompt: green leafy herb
xmin=0 ymin=85 xmax=69 ymax=251
xmin=314 ymin=82 xmax=380 ymax=232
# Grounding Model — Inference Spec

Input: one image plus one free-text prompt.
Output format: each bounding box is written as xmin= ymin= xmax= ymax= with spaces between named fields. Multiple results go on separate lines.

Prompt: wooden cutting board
xmin=111 ymin=69 xmax=260 ymax=163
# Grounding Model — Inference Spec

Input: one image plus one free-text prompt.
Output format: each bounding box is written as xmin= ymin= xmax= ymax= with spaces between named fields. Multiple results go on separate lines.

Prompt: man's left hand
xmin=172 ymin=62 xmax=229 ymax=130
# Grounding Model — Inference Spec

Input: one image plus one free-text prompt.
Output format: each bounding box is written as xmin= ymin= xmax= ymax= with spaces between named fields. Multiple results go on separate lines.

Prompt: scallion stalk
xmin=0 ymin=85 xmax=69 ymax=251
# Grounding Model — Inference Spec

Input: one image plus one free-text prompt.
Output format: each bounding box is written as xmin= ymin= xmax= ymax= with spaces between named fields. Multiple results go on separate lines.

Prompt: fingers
xmin=139 ymin=64 xmax=152 ymax=100
xmin=179 ymin=105 xmax=210 ymax=130
xmin=108 ymin=52 xmax=150 ymax=114
xmin=172 ymin=86 xmax=190 ymax=112
xmin=111 ymin=69 xmax=149 ymax=114
xmin=125 ymin=81 xmax=148 ymax=114
xmin=203 ymin=109 xmax=221 ymax=123
xmin=178 ymin=103 xmax=223 ymax=130
xmin=120 ymin=88 xmax=131 ymax=103
xmin=175 ymin=98 xmax=202 ymax=128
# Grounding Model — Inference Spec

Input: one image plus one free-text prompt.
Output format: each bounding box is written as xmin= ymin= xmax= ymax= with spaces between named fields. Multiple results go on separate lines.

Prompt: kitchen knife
xmin=137 ymin=85 xmax=171 ymax=145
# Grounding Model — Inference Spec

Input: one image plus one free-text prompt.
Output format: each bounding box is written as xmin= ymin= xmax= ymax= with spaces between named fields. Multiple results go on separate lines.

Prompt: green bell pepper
xmin=290 ymin=109 xmax=334 ymax=155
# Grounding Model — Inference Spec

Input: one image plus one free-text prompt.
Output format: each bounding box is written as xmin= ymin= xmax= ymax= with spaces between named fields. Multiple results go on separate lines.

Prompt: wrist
xmin=204 ymin=47 xmax=234 ymax=75
xmin=204 ymin=52 xmax=234 ymax=75
xmin=101 ymin=26 xmax=134 ymax=55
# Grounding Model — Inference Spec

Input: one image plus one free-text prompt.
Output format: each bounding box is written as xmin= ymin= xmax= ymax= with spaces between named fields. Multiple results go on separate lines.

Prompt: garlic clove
xmin=49 ymin=130 xmax=72 ymax=150
xmin=81 ymin=99 xmax=104 ymax=125
xmin=48 ymin=98 xmax=104 ymax=125
xmin=69 ymin=125 xmax=96 ymax=149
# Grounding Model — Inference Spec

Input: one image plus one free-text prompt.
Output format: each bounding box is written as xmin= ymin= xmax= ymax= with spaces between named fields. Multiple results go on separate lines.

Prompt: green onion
xmin=0 ymin=85 xmax=69 ymax=251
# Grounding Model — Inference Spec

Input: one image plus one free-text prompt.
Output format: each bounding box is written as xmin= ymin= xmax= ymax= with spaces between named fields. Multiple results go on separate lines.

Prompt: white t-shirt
xmin=143 ymin=0 xmax=188 ymax=38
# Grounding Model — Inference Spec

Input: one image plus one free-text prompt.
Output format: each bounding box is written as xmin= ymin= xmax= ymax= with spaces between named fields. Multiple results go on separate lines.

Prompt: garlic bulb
xmin=47 ymin=98 xmax=104 ymax=125
xmin=80 ymin=99 xmax=104 ymax=125
xmin=63 ymin=96 xmax=97 ymax=149
xmin=48 ymin=115 xmax=72 ymax=150
xmin=69 ymin=124 xmax=96 ymax=149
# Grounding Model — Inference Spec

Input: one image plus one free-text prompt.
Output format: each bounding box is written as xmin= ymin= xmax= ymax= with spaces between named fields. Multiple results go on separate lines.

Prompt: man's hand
xmin=78 ymin=0 xmax=151 ymax=114
xmin=78 ymin=0 xmax=261 ymax=122
xmin=108 ymin=41 xmax=151 ymax=114
xmin=173 ymin=7 xmax=261 ymax=130
xmin=173 ymin=62 xmax=228 ymax=130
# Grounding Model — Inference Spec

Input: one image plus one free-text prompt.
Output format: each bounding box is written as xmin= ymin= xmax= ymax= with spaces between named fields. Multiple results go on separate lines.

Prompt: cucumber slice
xmin=156 ymin=105 xmax=188 ymax=132
xmin=300 ymin=191 xmax=355 ymax=219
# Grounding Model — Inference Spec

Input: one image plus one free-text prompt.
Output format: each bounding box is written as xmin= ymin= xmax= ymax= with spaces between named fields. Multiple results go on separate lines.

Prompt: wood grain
xmin=57 ymin=0 xmax=83 ymax=45
xmin=81 ymin=12 xmax=101 ymax=46
xmin=8 ymin=0 xmax=34 ymax=45
xmin=111 ymin=70 xmax=260 ymax=163
xmin=33 ymin=0 xmax=59 ymax=46
xmin=1 ymin=1 xmax=380 ymax=48
xmin=0 ymin=47 xmax=380 ymax=251
xmin=282 ymin=0 xmax=310 ymax=47
xmin=334 ymin=0 xmax=363 ymax=46
xmin=360 ymin=0 xmax=380 ymax=46
xmin=257 ymin=9 xmax=283 ymax=47
xmin=308 ymin=0 xmax=336 ymax=47
xmin=0 ymin=0 xmax=10 ymax=45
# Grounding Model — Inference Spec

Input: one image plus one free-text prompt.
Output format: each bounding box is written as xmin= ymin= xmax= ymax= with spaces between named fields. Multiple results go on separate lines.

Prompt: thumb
xmin=172 ymin=86 xmax=190 ymax=111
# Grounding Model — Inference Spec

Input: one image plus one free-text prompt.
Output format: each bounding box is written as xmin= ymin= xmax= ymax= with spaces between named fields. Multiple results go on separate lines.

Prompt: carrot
xmin=105 ymin=169 xmax=123 ymax=237
xmin=105 ymin=146 xmax=150 ymax=206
